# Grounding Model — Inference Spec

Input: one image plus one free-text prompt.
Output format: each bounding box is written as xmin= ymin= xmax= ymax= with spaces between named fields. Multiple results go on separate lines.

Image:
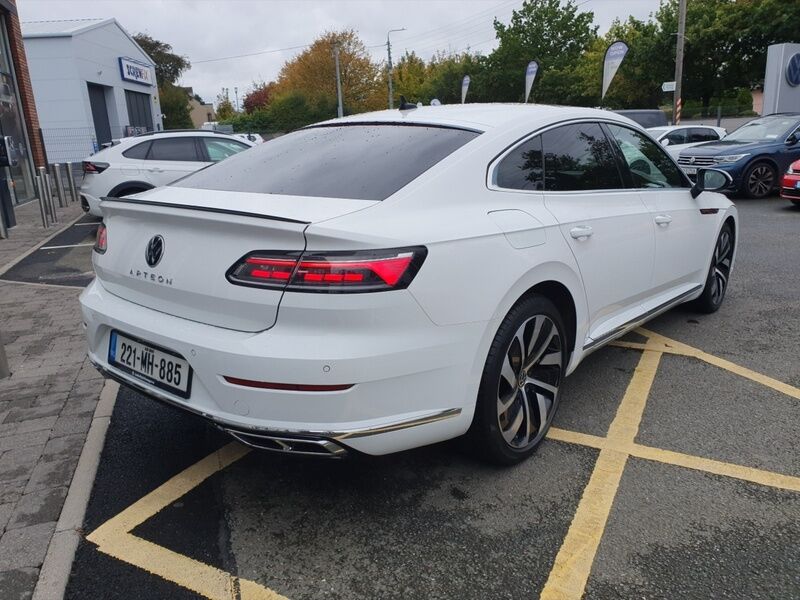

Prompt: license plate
xmin=682 ymin=166 xmax=697 ymax=175
xmin=795 ymin=181 xmax=800 ymax=189
xmin=108 ymin=331 xmax=192 ymax=398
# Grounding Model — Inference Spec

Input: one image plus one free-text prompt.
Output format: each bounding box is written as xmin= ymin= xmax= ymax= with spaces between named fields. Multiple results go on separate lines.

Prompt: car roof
xmin=317 ymin=103 xmax=640 ymax=134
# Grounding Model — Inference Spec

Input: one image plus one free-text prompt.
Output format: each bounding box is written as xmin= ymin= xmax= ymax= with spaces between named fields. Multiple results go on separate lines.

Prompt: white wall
xmin=24 ymin=20 xmax=162 ymax=162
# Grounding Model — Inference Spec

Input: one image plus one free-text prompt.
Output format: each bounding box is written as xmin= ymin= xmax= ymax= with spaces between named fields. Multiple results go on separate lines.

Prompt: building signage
xmin=119 ymin=57 xmax=153 ymax=86
xmin=786 ymin=53 xmax=800 ymax=87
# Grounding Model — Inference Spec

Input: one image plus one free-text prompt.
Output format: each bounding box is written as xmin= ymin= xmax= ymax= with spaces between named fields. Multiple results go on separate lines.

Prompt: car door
xmin=541 ymin=122 xmax=655 ymax=344
xmin=605 ymin=123 xmax=713 ymax=304
xmin=142 ymin=137 xmax=204 ymax=186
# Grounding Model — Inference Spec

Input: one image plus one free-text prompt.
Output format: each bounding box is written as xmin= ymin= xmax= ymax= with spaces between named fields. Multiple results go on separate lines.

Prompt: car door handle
xmin=654 ymin=214 xmax=673 ymax=226
xmin=148 ymin=167 xmax=164 ymax=173
xmin=569 ymin=225 xmax=593 ymax=240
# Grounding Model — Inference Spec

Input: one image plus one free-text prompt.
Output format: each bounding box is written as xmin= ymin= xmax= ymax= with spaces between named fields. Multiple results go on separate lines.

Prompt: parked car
xmin=677 ymin=113 xmax=800 ymax=198
xmin=80 ymin=130 xmax=255 ymax=216
xmin=780 ymin=159 xmax=800 ymax=205
xmin=613 ymin=109 xmax=669 ymax=128
xmin=81 ymin=104 xmax=736 ymax=464
xmin=647 ymin=125 xmax=727 ymax=158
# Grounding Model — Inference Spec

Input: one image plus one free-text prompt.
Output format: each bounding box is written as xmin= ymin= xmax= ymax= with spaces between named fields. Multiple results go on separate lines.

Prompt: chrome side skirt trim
xmin=89 ymin=356 xmax=461 ymax=444
xmin=582 ymin=284 xmax=703 ymax=352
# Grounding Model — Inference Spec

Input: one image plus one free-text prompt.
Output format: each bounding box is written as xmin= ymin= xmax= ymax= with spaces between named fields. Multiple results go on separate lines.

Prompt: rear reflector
xmin=227 ymin=246 xmax=427 ymax=293
xmin=223 ymin=376 xmax=353 ymax=392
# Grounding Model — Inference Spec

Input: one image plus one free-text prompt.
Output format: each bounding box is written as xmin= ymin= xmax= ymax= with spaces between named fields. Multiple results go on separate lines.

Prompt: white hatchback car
xmin=80 ymin=130 xmax=254 ymax=216
xmin=81 ymin=104 xmax=737 ymax=464
xmin=647 ymin=124 xmax=727 ymax=158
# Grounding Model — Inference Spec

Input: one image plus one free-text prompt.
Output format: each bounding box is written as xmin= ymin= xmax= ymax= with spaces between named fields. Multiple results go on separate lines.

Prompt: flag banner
xmin=461 ymin=75 xmax=470 ymax=104
xmin=602 ymin=41 xmax=629 ymax=99
xmin=524 ymin=61 xmax=539 ymax=103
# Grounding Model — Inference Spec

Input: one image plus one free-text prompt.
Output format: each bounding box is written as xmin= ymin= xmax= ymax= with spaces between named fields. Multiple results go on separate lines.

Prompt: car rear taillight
xmin=94 ymin=223 xmax=107 ymax=254
xmin=82 ymin=161 xmax=109 ymax=174
xmin=227 ymin=247 xmax=427 ymax=293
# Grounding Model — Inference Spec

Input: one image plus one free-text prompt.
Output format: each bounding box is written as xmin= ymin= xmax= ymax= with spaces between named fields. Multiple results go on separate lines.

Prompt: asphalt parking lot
xmin=60 ymin=197 xmax=799 ymax=599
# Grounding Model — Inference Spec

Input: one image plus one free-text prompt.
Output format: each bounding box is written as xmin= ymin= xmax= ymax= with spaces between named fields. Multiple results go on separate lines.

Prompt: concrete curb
xmin=31 ymin=379 xmax=119 ymax=600
xmin=0 ymin=211 xmax=86 ymax=277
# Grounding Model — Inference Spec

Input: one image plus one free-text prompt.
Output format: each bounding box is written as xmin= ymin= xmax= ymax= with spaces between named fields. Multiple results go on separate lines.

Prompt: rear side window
xmin=541 ymin=123 xmax=623 ymax=191
xmin=496 ymin=136 xmax=544 ymax=190
xmin=175 ymin=124 xmax=480 ymax=201
xmin=147 ymin=137 xmax=200 ymax=161
xmin=689 ymin=128 xmax=720 ymax=142
xmin=122 ymin=141 xmax=150 ymax=159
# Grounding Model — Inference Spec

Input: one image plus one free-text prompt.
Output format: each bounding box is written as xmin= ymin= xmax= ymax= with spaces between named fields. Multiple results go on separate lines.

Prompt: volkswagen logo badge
xmin=145 ymin=235 xmax=164 ymax=268
xmin=786 ymin=53 xmax=800 ymax=87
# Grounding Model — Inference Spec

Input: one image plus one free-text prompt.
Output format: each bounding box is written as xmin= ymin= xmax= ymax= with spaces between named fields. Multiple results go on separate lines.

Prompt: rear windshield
xmin=174 ymin=124 xmax=480 ymax=201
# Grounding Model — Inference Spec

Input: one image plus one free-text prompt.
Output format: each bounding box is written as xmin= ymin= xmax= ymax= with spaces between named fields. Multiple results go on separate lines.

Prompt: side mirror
xmin=691 ymin=168 xmax=732 ymax=199
xmin=786 ymin=133 xmax=798 ymax=146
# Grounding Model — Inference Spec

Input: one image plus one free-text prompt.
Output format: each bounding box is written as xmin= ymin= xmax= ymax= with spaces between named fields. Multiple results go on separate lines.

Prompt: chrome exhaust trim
xmin=223 ymin=428 xmax=347 ymax=458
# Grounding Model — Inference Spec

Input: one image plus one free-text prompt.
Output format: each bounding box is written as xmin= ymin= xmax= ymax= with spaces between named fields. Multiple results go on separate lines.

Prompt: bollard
xmin=45 ymin=173 xmax=58 ymax=224
xmin=36 ymin=167 xmax=51 ymax=224
xmin=0 ymin=333 xmax=9 ymax=379
xmin=52 ymin=163 xmax=66 ymax=208
xmin=38 ymin=167 xmax=57 ymax=225
xmin=66 ymin=162 xmax=78 ymax=203
xmin=34 ymin=174 xmax=48 ymax=228
xmin=0 ymin=210 xmax=7 ymax=239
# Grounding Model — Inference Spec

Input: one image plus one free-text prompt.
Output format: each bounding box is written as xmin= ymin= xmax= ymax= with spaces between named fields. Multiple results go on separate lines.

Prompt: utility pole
xmin=386 ymin=28 xmax=406 ymax=109
xmin=673 ymin=0 xmax=687 ymax=125
xmin=234 ymin=87 xmax=239 ymax=112
xmin=333 ymin=44 xmax=344 ymax=118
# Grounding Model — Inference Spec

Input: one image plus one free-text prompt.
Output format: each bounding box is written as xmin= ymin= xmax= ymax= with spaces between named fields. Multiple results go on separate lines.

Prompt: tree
xmin=216 ymin=94 xmax=235 ymax=121
xmin=243 ymin=81 xmax=278 ymax=114
xmin=486 ymin=0 xmax=597 ymax=104
xmin=133 ymin=33 xmax=190 ymax=85
xmin=392 ymin=52 xmax=429 ymax=103
xmin=159 ymin=83 xmax=192 ymax=129
xmin=273 ymin=30 xmax=384 ymax=115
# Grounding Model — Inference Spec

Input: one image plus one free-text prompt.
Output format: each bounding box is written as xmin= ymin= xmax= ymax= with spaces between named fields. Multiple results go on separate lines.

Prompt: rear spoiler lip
xmin=100 ymin=196 xmax=310 ymax=225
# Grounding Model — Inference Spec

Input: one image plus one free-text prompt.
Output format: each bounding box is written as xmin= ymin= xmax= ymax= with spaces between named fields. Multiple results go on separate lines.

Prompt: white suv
xmin=80 ymin=130 xmax=254 ymax=216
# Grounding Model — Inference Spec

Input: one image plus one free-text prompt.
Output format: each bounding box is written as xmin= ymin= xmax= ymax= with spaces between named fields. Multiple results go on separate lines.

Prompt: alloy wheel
xmin=710 ymin=227 xmax=733 ymax=305
xmin=496 ymin=315 xmax=563 ymax=449
xmin=747 ymin=165 xmax=774 ymax=198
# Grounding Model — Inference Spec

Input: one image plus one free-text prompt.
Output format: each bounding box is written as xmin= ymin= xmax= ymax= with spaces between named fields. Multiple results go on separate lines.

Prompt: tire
xmin=694 ymin=221 xmax=734 ymax=314
xmin=469 ymin=295 xmax=568 ymax=465
xmin=742 ymin=161 xmax=776 ymax=199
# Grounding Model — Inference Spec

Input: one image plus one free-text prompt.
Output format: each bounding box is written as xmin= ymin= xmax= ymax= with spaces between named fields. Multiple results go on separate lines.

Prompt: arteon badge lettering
xmin=128 ymin=269 xmax=173 ymax=286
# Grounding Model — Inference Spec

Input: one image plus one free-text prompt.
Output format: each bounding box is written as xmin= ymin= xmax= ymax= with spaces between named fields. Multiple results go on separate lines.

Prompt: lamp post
xmin=387 ymin=28 xmax=406 ymax=109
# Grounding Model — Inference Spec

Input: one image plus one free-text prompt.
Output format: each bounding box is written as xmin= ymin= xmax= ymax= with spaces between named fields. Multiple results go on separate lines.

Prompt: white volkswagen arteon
xmin=81 ymin=104 xmax=737 ymax=464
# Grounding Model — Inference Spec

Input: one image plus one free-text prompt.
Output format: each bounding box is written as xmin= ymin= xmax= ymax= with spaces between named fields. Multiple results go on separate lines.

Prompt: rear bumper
xmin=80 ymin=279 xmax=489 ymax=455
xmin=81 ymin=193 xmax=101 ymax=216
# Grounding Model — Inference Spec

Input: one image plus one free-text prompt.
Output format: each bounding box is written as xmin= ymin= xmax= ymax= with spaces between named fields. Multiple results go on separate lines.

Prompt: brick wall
xmin=4 ymin=0 xmax=46 ymax=168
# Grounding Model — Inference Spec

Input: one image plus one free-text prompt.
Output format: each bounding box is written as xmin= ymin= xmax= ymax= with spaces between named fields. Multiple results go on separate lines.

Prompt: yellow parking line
xmin=549 ymin=428 xmax=800 ymax=493
xmin=638 ymin=328 xmax=800 ymax=400
xmin=87 ymin=442 xmax=288 ymax=600
xmin=540 ymin=350 xmax=662 ymax=600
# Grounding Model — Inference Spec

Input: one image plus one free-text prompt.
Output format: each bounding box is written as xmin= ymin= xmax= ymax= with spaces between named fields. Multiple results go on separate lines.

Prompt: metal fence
xmin=39 ymin=125 xmax=154 ymax=164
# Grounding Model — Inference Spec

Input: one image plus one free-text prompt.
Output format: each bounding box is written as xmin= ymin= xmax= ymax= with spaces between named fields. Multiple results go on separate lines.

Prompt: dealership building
xmin=21 ymin=18 xmax=162 ymax=163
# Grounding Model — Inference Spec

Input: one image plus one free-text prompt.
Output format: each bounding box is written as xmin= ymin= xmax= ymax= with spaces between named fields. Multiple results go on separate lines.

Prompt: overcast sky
xmin=19 ymin=0 xmax=660 ymax=106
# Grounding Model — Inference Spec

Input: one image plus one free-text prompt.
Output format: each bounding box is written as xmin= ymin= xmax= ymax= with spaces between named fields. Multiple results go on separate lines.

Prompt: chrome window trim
xmin=486 ymin=117 xmax=691 ymax=194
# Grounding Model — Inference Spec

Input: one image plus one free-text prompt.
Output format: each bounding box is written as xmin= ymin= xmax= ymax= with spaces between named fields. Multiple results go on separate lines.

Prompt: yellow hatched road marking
xmin=85 ymin=327 xmax=800 ymax=600
xmin=87 ymin=442 xmax=288 ymax=600
xmin=539 ymin=350 xmax=662 ymax=600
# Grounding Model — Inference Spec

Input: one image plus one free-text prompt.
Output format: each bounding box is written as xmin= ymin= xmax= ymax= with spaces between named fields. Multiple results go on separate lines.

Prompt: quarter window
xmin=122 ymin=141 xmax=150 ymax=159
xmin=664 ymin=129 xmax=688 ymax=145
xmin=606 ymin=124 xmax=688 ymax=189
xmin=495 ymin=136 xmax=544 ymax=190
xmin=146 ymin=137 xmax=200 ymax=161
xmin=541 ymin=123 xmax=623 ymax=191
xmin=203 ymin=138 xmax=249 ymax=162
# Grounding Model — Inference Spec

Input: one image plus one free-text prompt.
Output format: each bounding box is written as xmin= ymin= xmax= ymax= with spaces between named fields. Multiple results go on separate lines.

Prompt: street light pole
xmin=334 ymin=44 xmax=344 ymax=118
xmin=234 ymin=87 xmax=239 ymax=112
xmin=387 ymin=28 xmax=406 ymax=110
xmin=673 ymin=0 xmax=687 ymax=125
